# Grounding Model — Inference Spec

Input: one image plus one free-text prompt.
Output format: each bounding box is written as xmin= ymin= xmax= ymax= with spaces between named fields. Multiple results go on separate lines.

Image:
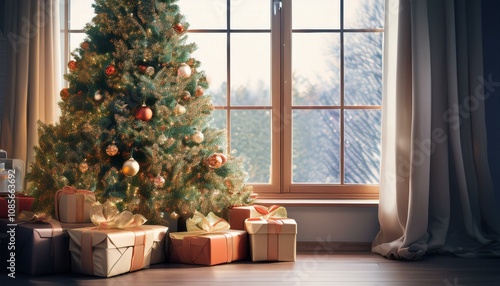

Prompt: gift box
xmin=68 ymin=225 xmax=167 ymax=277
xmin=0 ymin=217 xmax=94 ymax=275
xmin=245 ymin=218 xmax=297 ymax=262
xmin=169 ymin=229 xmax=247 ymax=266
xmin=229 ymin=205 xmax=287 ymax=230
xmin=0 ymin=194 xmax=35 ymax=218
xmin=0 ymin=159 xmax=25 ymax=194
xmin=55 ymin=186 xmax=96 ymax=223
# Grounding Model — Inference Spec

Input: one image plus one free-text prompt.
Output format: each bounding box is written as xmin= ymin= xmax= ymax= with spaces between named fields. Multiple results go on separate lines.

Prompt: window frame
xmin=60 ymin=0 xmax=383 ymax=201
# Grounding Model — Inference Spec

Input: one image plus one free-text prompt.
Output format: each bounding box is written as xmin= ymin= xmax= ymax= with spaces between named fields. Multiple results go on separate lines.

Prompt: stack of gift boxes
xmin=1 ymin=180 xmax=297 ymax=278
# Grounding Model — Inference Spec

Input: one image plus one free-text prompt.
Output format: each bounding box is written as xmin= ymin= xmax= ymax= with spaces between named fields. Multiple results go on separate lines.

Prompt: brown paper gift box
xmin=55 ymin=186 xmax=96 ymax=223
xmin=0 ymin=219 xmax=94 ymax=275
xmin=245 ymin=218 xmax=297 ymax=262
xmin=68 ymin=225 xmax=167 ymax=277
xmin=0 ymin=194 xmax=34 ymax=218
xmin=169 ymin=229 xmax=247 ymax=266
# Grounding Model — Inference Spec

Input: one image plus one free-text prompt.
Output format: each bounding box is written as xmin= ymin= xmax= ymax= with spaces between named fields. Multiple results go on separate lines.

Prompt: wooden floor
xmin=1 ymin=250 xmax=500 ymax=286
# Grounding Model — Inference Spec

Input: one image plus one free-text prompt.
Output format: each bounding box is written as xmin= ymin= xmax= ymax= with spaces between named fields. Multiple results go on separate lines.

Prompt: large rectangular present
xmin=229 ymin=205 xmax=287 ymax=230
xmin=0 ymin=218 xmax=94 ymax=275
xmin=68 ymin=225 xmax=167 ymax=277
xmin=169 ymin=229 xmax=247 ymax=266
xmin=245 ymin=218 xmax=297 ymax=262
xmin=0 ymin=194 xmax=34 ymax=218
xmin=55 ymin=186 xmax=96 ymax=223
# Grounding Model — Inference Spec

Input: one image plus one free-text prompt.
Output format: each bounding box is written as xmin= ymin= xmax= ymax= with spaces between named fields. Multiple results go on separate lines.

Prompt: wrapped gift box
xmin=245 ymin=218 xmax=297 ymax=262
xmin=169 ymin=229 xmax=247 ymax=266
xmin=229 ymin=205 xmax=287 ymax=230
xmin=55 ymin=186 xmax=96 ymax=223
xmin=68 ymin=225 xmax=167 ymax=277
xmin=0 ymin=194 xmax=35 ymax=218
xmin=0 ymin=218 xmax=94 ymax=275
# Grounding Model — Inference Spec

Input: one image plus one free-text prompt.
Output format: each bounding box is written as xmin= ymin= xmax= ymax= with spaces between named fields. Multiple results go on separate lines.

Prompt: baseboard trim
xmin=297 ymin=241 xmax=372 ymax=252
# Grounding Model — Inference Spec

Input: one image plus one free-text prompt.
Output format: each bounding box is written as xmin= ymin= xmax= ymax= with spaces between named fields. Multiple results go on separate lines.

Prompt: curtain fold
xmin=373 ymin=0 xmax=500 ymax=260
xmin=0 ymin=0 xmax=60 ymax=167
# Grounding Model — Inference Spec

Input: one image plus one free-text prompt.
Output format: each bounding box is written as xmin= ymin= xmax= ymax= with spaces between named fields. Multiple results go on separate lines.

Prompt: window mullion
xmin=281 ymin=0 xmax=292 ymax=194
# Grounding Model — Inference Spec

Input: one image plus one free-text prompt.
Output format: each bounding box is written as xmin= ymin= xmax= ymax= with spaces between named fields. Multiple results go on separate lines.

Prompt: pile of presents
xmin=1 ymin=151 xmax=297 ymax=278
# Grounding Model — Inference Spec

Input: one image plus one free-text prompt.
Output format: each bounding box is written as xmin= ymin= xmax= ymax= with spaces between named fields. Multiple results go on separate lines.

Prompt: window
xmin=61 ymin=0 xmax=384 ymax=199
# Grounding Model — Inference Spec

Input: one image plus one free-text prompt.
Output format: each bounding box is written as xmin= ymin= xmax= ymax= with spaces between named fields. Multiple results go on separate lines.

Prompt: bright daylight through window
xmin=61 ymin=0 xmax=384 ymax=199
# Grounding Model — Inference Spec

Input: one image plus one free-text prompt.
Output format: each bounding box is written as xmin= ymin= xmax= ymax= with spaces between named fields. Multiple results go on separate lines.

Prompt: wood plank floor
xmin=2 ymin=250 xmax=500 ymax=286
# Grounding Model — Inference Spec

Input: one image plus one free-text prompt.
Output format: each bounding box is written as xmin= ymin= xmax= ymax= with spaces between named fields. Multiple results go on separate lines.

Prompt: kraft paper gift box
xmin=169 ymin=229 xmax=248 ymax=266
xmin=55 ymin=186 xmax=96 ymax=223
xmin=0 ymin=194 xmax=34 ymax=218
xmin=68 ymin=225 xmax=167 ymax=277
xmin=245 ymin=218 xmax=297 ymax=262
xmin=0 ymin=216 xmax=94 ymax=275
xmin=229 ymin=205 xmax=287 ymax=230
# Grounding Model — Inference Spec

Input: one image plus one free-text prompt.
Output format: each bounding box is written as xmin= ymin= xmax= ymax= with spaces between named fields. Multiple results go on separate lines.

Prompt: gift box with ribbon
xmin=67 ymin=200 xmax=168 ymax=277
xmin=229 ymin=205 xmax=287 ymax=230
xmin=0 ymin=193 xmax=35 ymax=218
xmin=169 ymin=211 xmax=247 ymax=266
xmin=0 ymin=211 xmax=94 ymax=275
xmin=245 ymin=217 xmax=297 ymax=262
xmin=56 ymin=186 xmax=97 ymax=223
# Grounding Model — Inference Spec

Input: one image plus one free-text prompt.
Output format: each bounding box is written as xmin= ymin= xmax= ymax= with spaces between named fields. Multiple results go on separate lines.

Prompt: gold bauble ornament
xmin=106 ymin=143 xmax=119 ymax=156
xmin=191 ymin=130 xmax=204 ymax=144
xmin=122 ymin=157 xmax=140 ymax=176
xmin=79 ymin=160 xmax=89 ymax=173
xmin=173 ymin=104 xmax=186 ymax=115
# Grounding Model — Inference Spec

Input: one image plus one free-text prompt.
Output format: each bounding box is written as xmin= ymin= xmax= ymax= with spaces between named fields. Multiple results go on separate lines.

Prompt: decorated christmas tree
xmin=26 ymin=0 xmax=253 ymax=224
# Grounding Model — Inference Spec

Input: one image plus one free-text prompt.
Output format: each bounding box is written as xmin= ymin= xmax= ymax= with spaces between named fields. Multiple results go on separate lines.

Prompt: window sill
xmin=254 ymin=198 xmax=379 ymax=207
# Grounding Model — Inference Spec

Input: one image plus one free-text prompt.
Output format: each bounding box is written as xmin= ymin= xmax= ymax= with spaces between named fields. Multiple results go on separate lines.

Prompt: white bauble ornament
xmin=122 ymin=157 xmax=140 ymax=176
xmin=191 ymin=130 xmax=204 ymax=144
xmin=94 ymin=91 xmax=103 ymax=101
xmin=177 ymin=63 xmax=191 ymax=78
xmin=173 ymin=104 xmax=186 ymax=115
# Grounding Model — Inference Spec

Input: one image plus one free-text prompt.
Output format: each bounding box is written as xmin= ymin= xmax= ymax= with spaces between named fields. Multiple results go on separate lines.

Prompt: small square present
xmin=0 ymin=193 xmax=34 ymax=218
xmin=169 ymin=211 xmax=248 ymax=266
xmin=55 ymin=186 xmax=96 ymax=223
xmin=68 ymin=225 xmax=168 ymax=277
xmin=0 ymin=214 xmax=94 ymax=275
xmin=229 ymin=205 xmax=287 ymax=230
xmin=245 ymin=218 xmax=297 ymax=262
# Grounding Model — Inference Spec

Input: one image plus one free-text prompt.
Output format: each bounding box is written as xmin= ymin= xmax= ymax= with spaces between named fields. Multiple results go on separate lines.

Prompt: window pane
xmin=230 ymin=34 xmax=271 ymax=106
xmin=231 ymin=0 xmax=270 ymax=29
xmin=69 ymin=33 xmax=86 ymax=59
xmin=231 ymin=110 xmax=271 ymax=184
xmin=69 ymin=0 xmax=95 ymax=29
xmin=345 ymin=0 xmax=384 ymax=29
xmin=292 ymin=0 xmax=340 ymax=29
xmin=292 ymin=110 xmax=340 ymax=183
xmin=292 ymin=33 xmax=340 ymax=106
xmin=188 ymin=33 xmax=227 ymax=106
xmin=344 ymin=32 xmax=383 ymax=106
xmin=344 ymin=110 xmax=381 ymax=184
xmin=178 ymin=0 xmax=226 ymax=29
xmin=211 ymin=109 xmax=227 ymax=131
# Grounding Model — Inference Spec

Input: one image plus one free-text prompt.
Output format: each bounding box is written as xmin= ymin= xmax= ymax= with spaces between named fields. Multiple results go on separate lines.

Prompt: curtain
xmin=0 ymin=0 xmax=60 ymax=167
xmin=373 ymin=0 xmax=500 ymax=260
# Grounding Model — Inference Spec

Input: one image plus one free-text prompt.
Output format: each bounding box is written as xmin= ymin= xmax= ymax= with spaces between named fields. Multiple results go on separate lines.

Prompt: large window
xmin=61 ymin=0 xmax=384 ymax=199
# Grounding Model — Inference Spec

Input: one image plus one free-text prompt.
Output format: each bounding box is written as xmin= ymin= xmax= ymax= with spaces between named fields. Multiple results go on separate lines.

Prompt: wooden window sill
xmin=254 ymin=198 xmax=379 ymax=207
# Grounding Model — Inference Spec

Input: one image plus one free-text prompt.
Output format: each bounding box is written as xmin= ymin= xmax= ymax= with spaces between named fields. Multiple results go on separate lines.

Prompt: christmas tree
xmin=26 ymin=0 xmax=253 ymax=224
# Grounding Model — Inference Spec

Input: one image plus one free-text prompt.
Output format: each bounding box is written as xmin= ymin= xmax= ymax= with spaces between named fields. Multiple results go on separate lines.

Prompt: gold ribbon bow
xmin=17 ymin=210 xmax=53 ymax=222
xmin=90 ymin=200 xmax=147 ymax=229
xmin=186 ymin=211 xmax=230 ymax=233
xmin=252 ymin=205 xmax=287 ymax=220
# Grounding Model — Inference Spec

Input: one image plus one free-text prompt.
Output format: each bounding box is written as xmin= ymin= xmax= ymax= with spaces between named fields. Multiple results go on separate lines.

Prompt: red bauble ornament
xmin=173 ymin=23 xmax=185 ymax=33
xmin=135 ymin=104 xmax=153 ymax=121
xmin=195 ymin=86 xmax=204 ymax=97
xmin=80 ymin=42 xmax=90 ymax=50
xmin=68 ymin=60 xmax=77 ymax=71
xmin=60 ymin=88 xmax=70 ymax=100
xmin=105 ymin=64 xmax=116 ymax=76
xmin=138 ymin=65 xmax=147 ymax=73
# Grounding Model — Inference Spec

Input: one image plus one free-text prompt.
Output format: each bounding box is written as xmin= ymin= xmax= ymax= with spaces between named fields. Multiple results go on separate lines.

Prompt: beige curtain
xmin=0 ymin=0 xmax=60 ymax=167
xmin=373 ymin=0 xmax=500 ymax=260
